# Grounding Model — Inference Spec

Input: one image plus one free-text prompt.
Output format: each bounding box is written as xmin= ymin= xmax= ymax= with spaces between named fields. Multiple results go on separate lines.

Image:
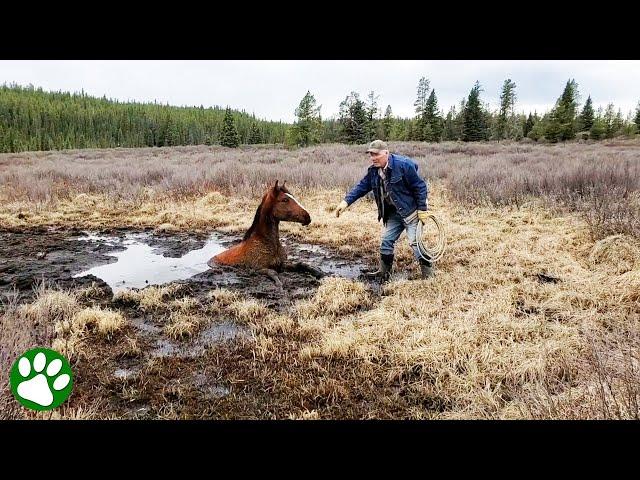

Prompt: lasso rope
xmin=415 ymin=212 xmax=446 ymax=262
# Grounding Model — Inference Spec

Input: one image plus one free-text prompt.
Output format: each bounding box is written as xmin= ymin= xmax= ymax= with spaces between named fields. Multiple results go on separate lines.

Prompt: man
xmin=334 ymin=139 xmax=434 ymax=281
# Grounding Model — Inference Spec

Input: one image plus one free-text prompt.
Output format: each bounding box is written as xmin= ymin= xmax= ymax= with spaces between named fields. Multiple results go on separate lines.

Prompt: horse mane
xmin=243 ymin=188 xmax=277 ymax=240
xmin=243 ymin=203 xmax=263 ymax=240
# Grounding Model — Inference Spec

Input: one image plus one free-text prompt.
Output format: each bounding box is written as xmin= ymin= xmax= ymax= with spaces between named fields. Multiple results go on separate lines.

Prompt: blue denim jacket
xmin=344 ymin=153 xmax=428 ymax=222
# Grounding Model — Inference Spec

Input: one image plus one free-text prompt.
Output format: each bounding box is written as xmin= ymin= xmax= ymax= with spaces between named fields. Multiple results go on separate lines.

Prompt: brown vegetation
xmin=1 ymin=141 xmax=639 ymax=419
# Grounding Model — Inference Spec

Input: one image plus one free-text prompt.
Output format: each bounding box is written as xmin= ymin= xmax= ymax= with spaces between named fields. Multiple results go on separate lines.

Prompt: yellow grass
xmin=228 ymin=299 xmax=270 ymax=323
xmin=113 ymin=284 xmax=184 ymax=312
xmin=164 ymin=312 xmax=205 ymax=339
xmin=3 ymin=173 xmax=639 ymax=418
xmin=73 ymin=307 xmax=126 ymax=336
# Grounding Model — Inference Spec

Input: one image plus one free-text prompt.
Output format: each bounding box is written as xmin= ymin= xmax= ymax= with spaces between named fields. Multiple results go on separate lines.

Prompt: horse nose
xmin=302 ymin=213 xmax=311 ymax=226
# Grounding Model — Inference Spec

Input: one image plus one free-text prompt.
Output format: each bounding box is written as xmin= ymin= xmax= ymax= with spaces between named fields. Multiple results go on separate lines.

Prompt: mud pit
xmin=1 ymin=227 xmax=371 ymax=418
xmin=0 ymin=227 xmax=367 ymax=303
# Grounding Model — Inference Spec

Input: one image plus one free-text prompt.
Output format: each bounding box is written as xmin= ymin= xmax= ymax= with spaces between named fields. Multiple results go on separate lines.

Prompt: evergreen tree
xmin=462 ymin=82 xmax=488 ymax=141
xmin=612 ymin=108 xmax=625 ymax=137
xmin=579 ymin=95 xmax=595 ymax=131
xmin=424 ymin=90 xmax=443 ymax=141
xmin=635 ymin=102 xmax=640 ymax=133
xmin=523 ymin=113 xmax=535 ymax=138
xmin=495 ymin=79 xmax=517 ymax=140
xmin=413 ymin=77 xmax=430 ymax=140
xmin=590 ymin=108 xmax=606 ymax=140
xmin=365 ymin=91 xmax=380 ymax=141
xmin=443 ymin=106 xmax=457 ymax=141
xmin=220 ymin=107 xmax=240 ymax=147
xmin=546 ymin=79 xmax=579 ymax=142
xmin=382 ymin=105 xmax=393 ymax=140
xmin=338 ymin=92 xmax=368 ymax=144
xmin=292 ymin=90 xmax=323 ymax=147
xmin=248 ymin=122 xmax=262 ymax=144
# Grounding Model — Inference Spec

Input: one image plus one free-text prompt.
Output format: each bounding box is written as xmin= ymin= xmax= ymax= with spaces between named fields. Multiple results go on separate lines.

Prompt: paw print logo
xmin=10 ymin=348 xmax=74 ymax=411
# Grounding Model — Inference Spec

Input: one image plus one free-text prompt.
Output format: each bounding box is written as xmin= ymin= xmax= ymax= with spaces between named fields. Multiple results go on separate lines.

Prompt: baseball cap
xmin=366 ymin=139 xmax=388 ymax=153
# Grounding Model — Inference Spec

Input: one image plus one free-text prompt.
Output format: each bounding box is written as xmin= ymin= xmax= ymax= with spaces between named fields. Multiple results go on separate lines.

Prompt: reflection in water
xmin=73 ymin=232 xmax=366 ymax=293
xmin=73 ymin=233 xmax=226 ymax=292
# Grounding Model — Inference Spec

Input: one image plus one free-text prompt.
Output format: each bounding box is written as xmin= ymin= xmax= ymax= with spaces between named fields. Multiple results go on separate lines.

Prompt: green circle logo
xmin=9 ymin=348 xmax=74 ymax=411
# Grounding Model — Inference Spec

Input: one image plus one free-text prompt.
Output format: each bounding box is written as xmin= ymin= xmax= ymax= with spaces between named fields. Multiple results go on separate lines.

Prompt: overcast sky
xmin=1 ymin=60 xmax=639 ymax=122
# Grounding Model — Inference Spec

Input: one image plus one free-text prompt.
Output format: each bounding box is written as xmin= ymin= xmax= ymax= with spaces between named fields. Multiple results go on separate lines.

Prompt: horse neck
xmin=253 ymin=204 xmax=280 ymax=245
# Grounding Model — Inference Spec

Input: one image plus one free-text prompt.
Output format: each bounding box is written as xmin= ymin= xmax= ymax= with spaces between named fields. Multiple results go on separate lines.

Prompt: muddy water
xmin=71 ymin=232 xmax=365 ymax=293
xmin=73 ymin=233 xmax=227 ymax=292
xmin=149 ymin=321 xmax=249 ymax=359
xmin=0 ymin=228 xmax=370 ymax=305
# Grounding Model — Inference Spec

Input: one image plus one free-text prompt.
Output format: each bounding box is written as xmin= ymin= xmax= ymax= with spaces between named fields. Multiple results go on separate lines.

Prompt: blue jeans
xmin=380 ymin=210 xmax=423 ymax=262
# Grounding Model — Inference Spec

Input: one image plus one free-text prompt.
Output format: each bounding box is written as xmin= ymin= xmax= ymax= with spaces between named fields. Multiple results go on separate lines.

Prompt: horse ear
xmin=274 ymin=180 xmax=279 ymax=190
xmin=282 ymin=180 xmax=286 ymax=189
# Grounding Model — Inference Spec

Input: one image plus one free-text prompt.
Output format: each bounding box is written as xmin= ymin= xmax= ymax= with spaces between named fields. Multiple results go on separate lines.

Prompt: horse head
xmin=268 ymin=180 xmax=311 ymax=226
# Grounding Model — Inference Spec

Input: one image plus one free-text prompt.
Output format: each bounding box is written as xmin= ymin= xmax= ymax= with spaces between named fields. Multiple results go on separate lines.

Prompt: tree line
xmin=290 ymin=78 xmax=640 ymax=146
xmin=0 ymin=83 xmax=287 ymax=153
xmin=1 ymin=80 xmax=639 ymax=153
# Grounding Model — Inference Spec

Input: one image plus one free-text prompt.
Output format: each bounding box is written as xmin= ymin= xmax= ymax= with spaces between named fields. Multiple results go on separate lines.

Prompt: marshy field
xmin=1 ymin=140 xmax=639 ymax=419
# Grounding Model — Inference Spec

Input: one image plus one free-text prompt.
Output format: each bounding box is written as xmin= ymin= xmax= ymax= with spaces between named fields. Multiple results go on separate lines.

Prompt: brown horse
xmin=208 ymin=180 xmax=324 ymax=287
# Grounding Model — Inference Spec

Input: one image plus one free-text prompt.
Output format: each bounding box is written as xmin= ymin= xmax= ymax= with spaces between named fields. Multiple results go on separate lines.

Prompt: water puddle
xmin=149 ymin=321 xmax=249 ymax=358
xmin=292 ymin=242 xmax=364 ymax=279
xmin=193 ymin=373 xmax=230 ymax=398
xmin=199 ymin=320 xmax=248 ymax=343
xmin=72 ymin=231 xmax=367 ymax=293
xmin=113 ymin=367 xmax=140 ymax=380
xmin=73 ymin=232 xmax=227 ymax=292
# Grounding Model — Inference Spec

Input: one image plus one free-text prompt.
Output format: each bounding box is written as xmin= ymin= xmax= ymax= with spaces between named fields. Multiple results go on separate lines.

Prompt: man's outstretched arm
xmin=336 ymin=172 xmax=372 ymax=217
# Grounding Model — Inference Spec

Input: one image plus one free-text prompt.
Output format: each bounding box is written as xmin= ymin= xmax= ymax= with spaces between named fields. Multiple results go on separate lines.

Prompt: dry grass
xmin=164 ymin=312 xmax=206 ymax=339
xmin=2 ymin=142 xmax=640 ymax=419
xmin=113 ymin=284 xmax=184 ymax=312
xmin=1 ymin=141 xmax=639 ymax=239
xmin=228 ymin=299 xmax=270 ymax=324
xmin=207 ymin=288 xmax=242 ymax=309
xmin=72 ymin=307 xmax=126 ymax=337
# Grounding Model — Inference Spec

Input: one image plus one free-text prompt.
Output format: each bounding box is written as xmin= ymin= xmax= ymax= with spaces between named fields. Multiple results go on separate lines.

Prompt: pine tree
xmin=579 ymin=95 xmax=595 ymax=131
xmin=443 ymin=106 xmax=457 ymax=141
xmin=382 ymin=105 xmax=393 ymax=140
xmin=590 ymin=108 xmax=606 ymax=140
xmin=292 ymin=91 xmax=323 ymax=147
xmin=462 ymin=82 xmax=488 ymax=141
xmin=220 ymin=107 xmax=240 ymax=147
xmin=612 ymin=108 xmax=625 ymax=137
xmin=496 ymin=79 xmax=517 ymax=140
xmin=365 ymin=91 xmax=380 ymax=141
xmin=528 ymin=113 xmax=547 ymax=141
xmin=248 ymin=122 xmax=262 ymax=144
xmin=546 ymin=79 xmax=579 ymax=142
xmin=413 ymin=77 xmax=430 ymax=141
xmin=413 ymin=77 xmax=430 ymax=118
xmin=424 ymin=90 xmax=443 ymax=142
xmin=523 ymin=113 xmax=535 ymax=138
xmin=338 ymin=92 xmax=368 ymax=144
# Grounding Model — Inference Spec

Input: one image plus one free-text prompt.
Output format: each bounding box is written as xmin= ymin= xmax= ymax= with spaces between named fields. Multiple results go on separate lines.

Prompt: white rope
xmin=415 ymin=212 xmax=446 ymax=263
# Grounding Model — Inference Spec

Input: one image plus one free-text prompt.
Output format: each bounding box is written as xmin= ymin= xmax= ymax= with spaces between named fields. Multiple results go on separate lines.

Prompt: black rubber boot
xmin=419 ymin=258 xmax=434 ymax=279
xmin=365 ymin=253 xmax=394 ymax=281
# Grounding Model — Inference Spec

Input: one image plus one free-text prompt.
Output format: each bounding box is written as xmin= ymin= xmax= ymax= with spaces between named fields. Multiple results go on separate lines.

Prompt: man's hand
xmin=417 ymin=209 xmax=429 ymax=224
xmin=335 ymin=200 xmax=349 ymax=218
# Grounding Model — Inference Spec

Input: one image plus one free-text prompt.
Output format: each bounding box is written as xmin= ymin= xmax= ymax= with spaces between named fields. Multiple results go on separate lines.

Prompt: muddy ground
xmin=0 ymin=227 xmax=370 ymax=302
xmin=1 ymin=227 xmax=381 ymax=419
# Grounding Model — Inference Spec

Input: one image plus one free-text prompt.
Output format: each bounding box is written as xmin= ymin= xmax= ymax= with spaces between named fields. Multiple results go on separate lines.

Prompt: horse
xmin=207 ymin=180 xmax=325 ymax=288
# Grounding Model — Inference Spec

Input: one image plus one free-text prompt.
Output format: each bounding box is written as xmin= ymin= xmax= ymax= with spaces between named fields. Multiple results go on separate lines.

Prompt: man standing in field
xmin=334 ymin=140 xmax=434 ymax=281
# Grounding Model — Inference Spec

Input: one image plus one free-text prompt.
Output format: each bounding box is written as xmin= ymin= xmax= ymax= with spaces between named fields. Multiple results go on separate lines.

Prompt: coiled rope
xmin=411 ymin=211 xmax=446 ymax=262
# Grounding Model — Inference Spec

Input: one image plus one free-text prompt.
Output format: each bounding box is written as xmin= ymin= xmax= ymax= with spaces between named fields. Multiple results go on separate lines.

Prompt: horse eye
xmin=282 ymin=198 xmax=289 ymax=202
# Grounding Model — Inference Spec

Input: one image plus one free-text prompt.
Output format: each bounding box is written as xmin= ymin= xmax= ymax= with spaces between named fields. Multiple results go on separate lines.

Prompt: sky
xmin=1 ymin=60 xmax=639 ymax=122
